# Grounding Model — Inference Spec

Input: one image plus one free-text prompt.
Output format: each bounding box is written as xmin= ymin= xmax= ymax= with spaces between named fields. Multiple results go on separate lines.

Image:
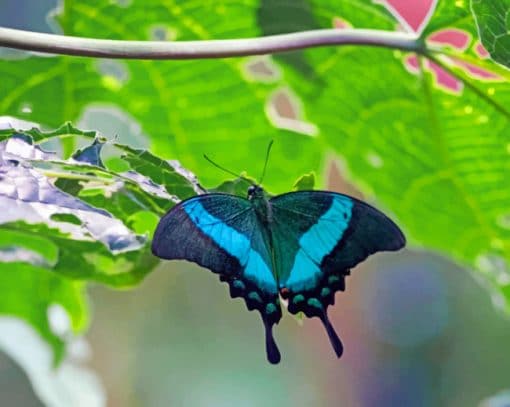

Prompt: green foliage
xmin=1 ymin=0 xmax=510 ymax=365
xmin=471 ymin=0 xmax=510 ymax=67
xmin=0 ymin=125 xmax=197 ymax=358
xmin=293 ymin=172 xmax=315 ymax=191
xmin=0 ymin=261 xmax=87 ymax=363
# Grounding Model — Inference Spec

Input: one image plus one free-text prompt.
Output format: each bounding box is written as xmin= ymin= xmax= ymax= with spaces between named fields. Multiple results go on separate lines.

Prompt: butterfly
xmin=151 ymin=147 xmax=405 ymax=364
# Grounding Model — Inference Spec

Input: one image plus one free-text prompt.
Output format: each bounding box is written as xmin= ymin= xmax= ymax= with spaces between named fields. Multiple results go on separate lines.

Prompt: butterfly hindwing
xmin=270 ymin=191 xmax=405 ymax=357
xmin=152 ymin=194 xmax=282 ymax=363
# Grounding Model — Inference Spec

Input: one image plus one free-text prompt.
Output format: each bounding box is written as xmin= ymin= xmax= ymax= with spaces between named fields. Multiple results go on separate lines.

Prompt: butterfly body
xmin=152 ymin=185 xmax=405 ymax=364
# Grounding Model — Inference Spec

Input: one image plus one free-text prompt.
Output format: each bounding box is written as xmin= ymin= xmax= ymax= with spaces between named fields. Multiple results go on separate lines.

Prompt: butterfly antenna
xmin=203 ymin=154 xmax=251 ymax=184
xmin=258 ymin=140 xmax=274 ymax=185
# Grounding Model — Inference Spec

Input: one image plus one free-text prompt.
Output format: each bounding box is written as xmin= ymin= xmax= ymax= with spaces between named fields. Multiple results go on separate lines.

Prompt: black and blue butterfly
xmin=152 ymin=146 xmax=405 ymax=364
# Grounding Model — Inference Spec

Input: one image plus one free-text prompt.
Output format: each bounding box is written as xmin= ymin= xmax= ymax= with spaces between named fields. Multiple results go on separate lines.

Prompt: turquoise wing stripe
xmin=284 ymin=197 xmax=353 ymax=291
xmin=183 ymin=200 xmax=277 ymax=293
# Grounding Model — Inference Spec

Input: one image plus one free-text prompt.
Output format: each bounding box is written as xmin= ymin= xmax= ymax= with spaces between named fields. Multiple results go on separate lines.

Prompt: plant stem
xmin=0 ymin=27 xmax=421 ymax=60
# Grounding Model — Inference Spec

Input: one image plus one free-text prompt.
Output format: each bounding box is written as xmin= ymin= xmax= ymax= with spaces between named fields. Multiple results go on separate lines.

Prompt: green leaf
xmin=1 ymin=0 xmax=510 ymax=311
xmin=0 ymin=129 xmax=182 ymax=286
xmin=471 ymin=0 xmax=510 ymax=67
xmin=211 ymin=176 xmax=255 ymax=197
xmin=0 ymin=260 xmax=87 ymax=362
xmin=293 ymin=172 xmax=315 ymax=191
xmin=0 ymin=1 xmax=323 ymax=192
xmin=273 ymin=2 xmax=510 ymax=309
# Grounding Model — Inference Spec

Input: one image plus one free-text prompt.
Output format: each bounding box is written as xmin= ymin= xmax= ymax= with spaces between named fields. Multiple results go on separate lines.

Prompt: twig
xmin=0 ymin=27 xmax=421 ymax=60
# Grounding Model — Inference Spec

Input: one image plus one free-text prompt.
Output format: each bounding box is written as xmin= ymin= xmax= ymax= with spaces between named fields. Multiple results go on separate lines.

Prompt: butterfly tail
xmin=319 ymin=311 xmax=343 ymax=358
xmin=263 ymin=318 xmax=281 ymax=364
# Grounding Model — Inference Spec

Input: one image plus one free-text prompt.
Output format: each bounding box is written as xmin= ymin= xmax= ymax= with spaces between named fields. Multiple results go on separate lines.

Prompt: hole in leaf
xmin=0 ymin=246 xmax=49 ymax=267
xmin=96 ymin=60 xmax=129 ymax=91
xmin=77 ymin=105 xmax=149 ymax=149
xmin=366 ymin=151 xmax=384 ymax=168
xmin=265 ymin=88 xmax=318 ymax=137
xmin=149 ymin=25 xmax=177 ymax=41
xmin=111 ymin=0 xmax=132 ymax=7
xmin=243 ymin=56 xmax=281 ymax=83
xmin=50 ymin=213 xmax=82 ymax=226
xmin=332 ymin=16 xmax=352 ymax=29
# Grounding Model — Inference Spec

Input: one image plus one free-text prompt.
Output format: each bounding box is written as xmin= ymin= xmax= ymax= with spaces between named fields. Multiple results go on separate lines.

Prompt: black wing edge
xmin=152 ymin=199 xmax=283 ymax=364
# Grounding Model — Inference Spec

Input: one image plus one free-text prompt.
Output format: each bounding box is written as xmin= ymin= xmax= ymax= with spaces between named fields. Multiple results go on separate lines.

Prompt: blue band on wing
xmin=284 ymin=197 xmax=353 ymax=291
xmin=183 ymin=200 xmax=277 ymax=293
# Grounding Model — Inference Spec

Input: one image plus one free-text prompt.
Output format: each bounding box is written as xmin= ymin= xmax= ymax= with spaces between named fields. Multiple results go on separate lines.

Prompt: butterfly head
xmin=247 ymin=184 xmax=264 ymax=200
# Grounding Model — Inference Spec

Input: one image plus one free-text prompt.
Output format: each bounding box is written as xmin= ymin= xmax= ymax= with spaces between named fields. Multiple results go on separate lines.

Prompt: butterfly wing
xmin=152 ymin=194 xmax=282 ymax=363
xmin=270 ymin=191 xmax=405 ymax=357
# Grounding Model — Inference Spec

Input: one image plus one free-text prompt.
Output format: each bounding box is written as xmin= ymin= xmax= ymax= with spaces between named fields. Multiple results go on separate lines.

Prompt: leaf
xmin=72 ymin=137 xmax=106 ymax=167
xmin=0 ymin=1 xmax=323 ymax=191
xmin=211 ymin=176 xmax=254 ymax=197
xmin=0 ymin=128 xmax=187 ymax=286
xmin=471 ymin=0 xmax=510 ymax=67
xmin=293 ymin=172 xmax=315 ymax=191
xmin=1 ymin=1 xmax=510 ymax=310
xmin=0 ymin=134 xmax=144 ymax=253
xmin=0 ymin=261 xmax=87 ymax=362
xmin=266 ymin=1 xmax=510 ymax=311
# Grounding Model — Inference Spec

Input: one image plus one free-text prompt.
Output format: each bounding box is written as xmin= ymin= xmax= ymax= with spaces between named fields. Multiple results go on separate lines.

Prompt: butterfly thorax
xmin=247 ymin=185 xmax=272 ymax=224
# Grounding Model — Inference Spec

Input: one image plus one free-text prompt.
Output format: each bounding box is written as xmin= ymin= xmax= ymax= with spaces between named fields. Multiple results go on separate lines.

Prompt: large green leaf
xmin=0 ymin=125 xmax=205 ymax=285
xmin=1 ymin=1 xmax=510 ymax=309
xmin=277 ymin=2 xmax=510 ymax=308
xmin=471 ymin=0 xmax=510 ymax=68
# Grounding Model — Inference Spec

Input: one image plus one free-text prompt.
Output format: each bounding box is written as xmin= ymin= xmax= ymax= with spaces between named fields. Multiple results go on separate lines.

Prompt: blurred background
xmin=1 ymin=0 xmax=510 ymax=406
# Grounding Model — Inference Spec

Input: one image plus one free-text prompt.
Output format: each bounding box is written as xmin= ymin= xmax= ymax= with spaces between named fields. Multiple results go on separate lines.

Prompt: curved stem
xmin=0 ymin=27 xmax=421 ymax=60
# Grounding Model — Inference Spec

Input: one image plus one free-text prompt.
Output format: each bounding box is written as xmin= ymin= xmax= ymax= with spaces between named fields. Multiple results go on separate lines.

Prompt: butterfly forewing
xmin=152 ymin=194 xmax=282 ymax=363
